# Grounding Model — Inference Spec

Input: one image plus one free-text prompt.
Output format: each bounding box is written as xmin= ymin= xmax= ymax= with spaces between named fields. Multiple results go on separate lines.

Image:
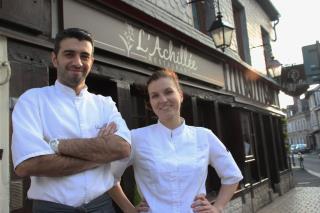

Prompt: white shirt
xmin=11 ymin=81 xmax=131 ymax=207
xmin=113 ymin=121 xmax=243 ymax=213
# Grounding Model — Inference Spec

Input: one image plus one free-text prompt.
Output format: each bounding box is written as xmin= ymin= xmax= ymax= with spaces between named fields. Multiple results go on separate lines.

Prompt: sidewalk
xmin=257 ymin=167 xmax=320 ymax=213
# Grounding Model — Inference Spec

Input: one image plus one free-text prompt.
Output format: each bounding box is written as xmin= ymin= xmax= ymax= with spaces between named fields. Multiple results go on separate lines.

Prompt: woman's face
xmin=148 ymin=77 xmax=183 ymax=123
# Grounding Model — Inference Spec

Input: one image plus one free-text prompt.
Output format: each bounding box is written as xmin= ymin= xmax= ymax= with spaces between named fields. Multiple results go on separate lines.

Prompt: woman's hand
xmin=135 ymin=199 xmax=149 ymax=212
xmin=191 ymin=194 xmax=223 ymax=213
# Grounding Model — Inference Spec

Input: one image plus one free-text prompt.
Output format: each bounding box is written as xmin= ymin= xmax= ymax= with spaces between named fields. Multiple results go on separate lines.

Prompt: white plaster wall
xmin=0 ymin=35 xmax=10 ymax=213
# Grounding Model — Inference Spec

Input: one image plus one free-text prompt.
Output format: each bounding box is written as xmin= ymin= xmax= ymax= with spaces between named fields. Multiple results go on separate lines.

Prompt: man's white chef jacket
xmin=113 ymin=121 xmax=243 ymax=213
xmin=12 ymin=81 xmax=131 ymax=207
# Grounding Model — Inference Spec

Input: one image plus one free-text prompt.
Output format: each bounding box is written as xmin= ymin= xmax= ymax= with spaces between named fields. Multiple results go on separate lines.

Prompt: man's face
xmin=51 ymin=38 xmax=94 ymax=92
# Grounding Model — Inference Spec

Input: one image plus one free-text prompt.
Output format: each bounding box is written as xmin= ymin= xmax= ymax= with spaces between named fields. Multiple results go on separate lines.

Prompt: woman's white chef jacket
xmin=113 ymin=120 xmax=243 ymax=213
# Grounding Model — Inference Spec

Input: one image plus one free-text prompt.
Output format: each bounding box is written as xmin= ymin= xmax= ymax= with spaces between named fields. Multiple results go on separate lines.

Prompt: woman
xmin=108 ymin=68 xmax=243 ymax=213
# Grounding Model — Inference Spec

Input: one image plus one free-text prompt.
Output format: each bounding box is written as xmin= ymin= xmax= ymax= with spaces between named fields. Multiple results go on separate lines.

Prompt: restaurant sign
xmin=63 ymin=0 xmax=224 ymax=87
xmin=281 ymin=64 xmax=309 ymax=96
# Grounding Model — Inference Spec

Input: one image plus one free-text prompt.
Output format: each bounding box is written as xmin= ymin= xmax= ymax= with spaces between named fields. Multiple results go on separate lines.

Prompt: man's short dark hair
xmin=53 ymin=28 xmax=94 ymax=54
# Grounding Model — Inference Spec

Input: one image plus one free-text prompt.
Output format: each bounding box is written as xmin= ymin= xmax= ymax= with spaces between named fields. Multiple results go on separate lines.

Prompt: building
xmin=287 ymin=86 xmax=320 ymax=152
xmin=302 ymin=41 xmax=320 ymax=84
xmin=0 ymin=0 xmax=291 ymax=212
xmin=286 ymin=98 xmax=310 ymax=148
xmin=305 ymin=85 xmax=320 ymax=151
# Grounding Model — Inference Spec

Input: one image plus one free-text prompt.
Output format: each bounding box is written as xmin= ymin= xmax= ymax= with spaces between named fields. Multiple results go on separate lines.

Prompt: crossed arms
xmin=13 ymin=103 xmax=131 ymax=178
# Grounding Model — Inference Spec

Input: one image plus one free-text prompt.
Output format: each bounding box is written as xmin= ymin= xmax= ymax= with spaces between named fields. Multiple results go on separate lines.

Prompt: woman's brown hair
xmin=146 ymin=68 xmax=182 ymax=92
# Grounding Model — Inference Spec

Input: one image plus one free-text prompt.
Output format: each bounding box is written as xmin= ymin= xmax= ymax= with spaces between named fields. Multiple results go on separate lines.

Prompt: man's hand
xmin=191 ymin=194 xmax=222 ymax=213
xmin=98 ymin=122 xmax=117 ymax=137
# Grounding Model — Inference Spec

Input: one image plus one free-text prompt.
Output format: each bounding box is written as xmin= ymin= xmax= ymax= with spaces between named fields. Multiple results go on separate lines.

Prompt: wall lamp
xmin=187 ymin=0 xmax=234 ymax=52
xmin=267 ymin=56 xmax=282 ymax=82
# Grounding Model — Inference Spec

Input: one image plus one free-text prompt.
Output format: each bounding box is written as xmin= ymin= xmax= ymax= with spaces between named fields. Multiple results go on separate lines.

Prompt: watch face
xmin=50 ymin=139 xmax=57 ymax=145
xmin=50 ymin=139 xmax=59 ymax=153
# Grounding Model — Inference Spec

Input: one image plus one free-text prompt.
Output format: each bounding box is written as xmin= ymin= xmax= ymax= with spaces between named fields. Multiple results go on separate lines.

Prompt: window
xmin=192 ymin=0 xmax=209 ymax=34
xmin=317 ymin=92 xmax=320 ymax=106
xmin=241 ymin=112 xmax=254 ymax=158
xmin=191 ymin=1 xmax=203 ymax=32
xmin=232 ymin=0 xmax=250 ymax=64
xmin=261 ymin=27 xmax=274 ymax=77
xmin=192 ymin=0 xmax=218 ymax=35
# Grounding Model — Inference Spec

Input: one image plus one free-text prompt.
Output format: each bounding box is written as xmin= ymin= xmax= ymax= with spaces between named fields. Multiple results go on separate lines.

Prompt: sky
xmin=270 ymin=0 xmax=320 ymax=108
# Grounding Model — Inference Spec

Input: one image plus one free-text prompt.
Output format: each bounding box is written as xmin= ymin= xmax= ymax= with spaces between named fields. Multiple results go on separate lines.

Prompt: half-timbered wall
xmin=225 ymin=63 xmax=280 ymax=107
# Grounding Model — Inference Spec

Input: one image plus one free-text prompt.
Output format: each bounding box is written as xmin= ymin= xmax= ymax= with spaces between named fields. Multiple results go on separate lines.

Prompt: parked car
xmin=292 ymin=144 xmax=311 ymax=154
xmin=290 ymin=144 xmax=297 ymax=153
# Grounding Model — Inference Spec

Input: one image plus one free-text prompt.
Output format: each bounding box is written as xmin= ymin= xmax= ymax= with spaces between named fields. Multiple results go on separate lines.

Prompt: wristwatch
xmin=49 ymin=139 xmax=60 ymax=154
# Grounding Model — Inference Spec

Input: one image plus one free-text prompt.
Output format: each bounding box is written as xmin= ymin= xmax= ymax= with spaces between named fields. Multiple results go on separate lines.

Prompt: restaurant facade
xmin=0 ymin=0 xmax=292 ymax=212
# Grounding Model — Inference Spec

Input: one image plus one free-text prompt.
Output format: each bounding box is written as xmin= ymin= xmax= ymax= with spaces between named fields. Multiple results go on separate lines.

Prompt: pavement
xmin=257 ymin=163 xmax=320 ymax=213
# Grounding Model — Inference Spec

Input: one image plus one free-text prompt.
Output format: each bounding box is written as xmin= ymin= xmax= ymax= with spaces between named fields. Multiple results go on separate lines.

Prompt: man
xmin=11 ymin=28 xmax=131 ymax=212
xmin=297 ymin=152 xmax=304 ymax=169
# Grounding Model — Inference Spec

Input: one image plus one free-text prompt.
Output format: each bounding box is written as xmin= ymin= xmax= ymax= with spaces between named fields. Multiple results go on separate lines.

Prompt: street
xmin=257 ymin=154 xmax=320 ymax=213
xmin=292 ymin=152 xmax=320 ymax=176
